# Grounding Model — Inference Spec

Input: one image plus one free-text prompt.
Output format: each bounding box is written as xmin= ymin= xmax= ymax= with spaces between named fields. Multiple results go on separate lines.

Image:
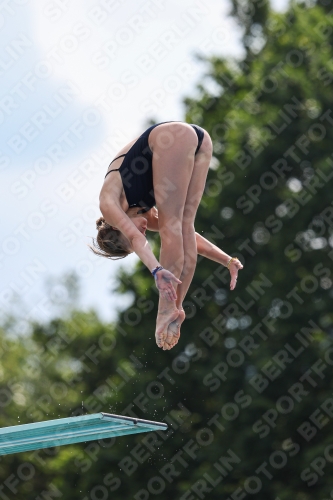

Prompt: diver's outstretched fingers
xmin=229 ymin=258 xmax=244 ymax=291
xmin=154 ymin=269 xmax=182 ymax=301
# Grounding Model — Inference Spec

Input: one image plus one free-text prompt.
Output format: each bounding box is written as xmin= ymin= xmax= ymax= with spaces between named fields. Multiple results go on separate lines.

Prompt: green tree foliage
xmin=1 ymin=2 xmax=333 ymax=499
xmin=229 ymin=0 xmax=270 ymax=60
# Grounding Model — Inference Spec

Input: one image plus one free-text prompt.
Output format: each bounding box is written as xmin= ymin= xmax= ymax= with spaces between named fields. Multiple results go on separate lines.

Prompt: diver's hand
xmin=154 ymin=269 xmax=181 ymax=301
xmin=228 ymin=258 xmax=244 ymax=291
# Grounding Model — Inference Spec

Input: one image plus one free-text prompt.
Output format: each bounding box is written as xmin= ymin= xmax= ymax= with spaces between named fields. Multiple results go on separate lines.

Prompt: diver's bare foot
xmin=165 ymin=308 xmax=186 ymax=349
xmin=155 ymin=305 xmax=179 ymax=350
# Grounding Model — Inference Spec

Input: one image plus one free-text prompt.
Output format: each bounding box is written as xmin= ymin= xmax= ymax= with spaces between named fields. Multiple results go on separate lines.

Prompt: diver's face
xmin=126 ymin=208 xmax=148 ymax=236
xmin=111 ymin=209 xmax=148 ymax=254
xmin=128 ymin=214 xmax=148 ymax=235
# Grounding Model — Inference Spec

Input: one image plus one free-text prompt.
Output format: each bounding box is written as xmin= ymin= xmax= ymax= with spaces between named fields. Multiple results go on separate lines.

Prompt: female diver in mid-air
xmin=91 ymin=121 xmax=243 ymax=350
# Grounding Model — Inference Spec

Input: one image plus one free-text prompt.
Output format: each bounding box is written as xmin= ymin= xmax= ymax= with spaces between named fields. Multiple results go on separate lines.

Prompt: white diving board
xmin=0 ymin=413 xmax=167 ymax=456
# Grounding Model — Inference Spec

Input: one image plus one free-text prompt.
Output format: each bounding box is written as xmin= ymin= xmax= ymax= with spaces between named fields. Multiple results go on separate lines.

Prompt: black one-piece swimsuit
xmin=104 ymin=122 xmax=205 ymax=212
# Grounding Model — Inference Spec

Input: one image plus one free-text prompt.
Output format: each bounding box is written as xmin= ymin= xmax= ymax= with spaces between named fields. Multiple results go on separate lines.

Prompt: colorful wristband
xmin=151 ymin=266 xmax=164 ymax=278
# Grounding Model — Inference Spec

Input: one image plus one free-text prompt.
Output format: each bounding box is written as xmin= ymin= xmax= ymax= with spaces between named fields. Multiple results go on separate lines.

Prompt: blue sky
xmin=0 ymin=0 xmax=289 ymax=330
